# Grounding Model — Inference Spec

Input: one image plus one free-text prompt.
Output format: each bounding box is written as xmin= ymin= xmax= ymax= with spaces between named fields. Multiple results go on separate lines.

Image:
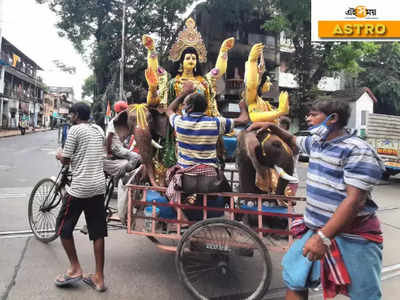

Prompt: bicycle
xmin=28 ymin=165 xmax=116 ymax=243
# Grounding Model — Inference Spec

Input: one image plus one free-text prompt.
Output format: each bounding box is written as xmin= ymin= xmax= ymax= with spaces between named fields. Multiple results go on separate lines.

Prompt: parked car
xmin=294 ymin=130 xmax=312 ymax=162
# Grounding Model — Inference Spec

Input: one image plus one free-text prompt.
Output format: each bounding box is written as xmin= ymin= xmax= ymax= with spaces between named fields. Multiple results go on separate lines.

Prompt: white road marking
xmin=0 ymin=194 xmax=28 ymax=199
xmin=0 ymin=187 xmax=31 ymax=200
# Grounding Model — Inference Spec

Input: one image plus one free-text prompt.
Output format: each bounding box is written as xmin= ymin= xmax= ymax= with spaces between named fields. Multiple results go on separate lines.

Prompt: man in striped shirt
xmin=55 ymin=102 xmax=107 ymax=292
xmin=166 ymin=82 xmax=249 ymax=198
xmin=248 ymin=99 xmax=385 ymax=300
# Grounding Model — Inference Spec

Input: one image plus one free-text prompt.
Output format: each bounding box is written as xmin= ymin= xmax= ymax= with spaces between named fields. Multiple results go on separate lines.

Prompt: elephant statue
xmin=113 ymin=102 xmax=227 ymax=188
xmin=236 ymin=128 xmax=298 ymax=230
xmin=113 ymin=103 xmax=169 ymax=187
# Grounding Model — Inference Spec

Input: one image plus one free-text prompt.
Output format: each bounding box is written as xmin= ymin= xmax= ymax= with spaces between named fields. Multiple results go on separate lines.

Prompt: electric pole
xmin=119 ymin=0 xmax=126 ymax=101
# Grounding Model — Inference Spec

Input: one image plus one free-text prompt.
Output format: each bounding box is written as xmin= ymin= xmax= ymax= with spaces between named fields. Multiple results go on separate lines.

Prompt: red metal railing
xmin=126 ymin=183 xmax=305 ymax=253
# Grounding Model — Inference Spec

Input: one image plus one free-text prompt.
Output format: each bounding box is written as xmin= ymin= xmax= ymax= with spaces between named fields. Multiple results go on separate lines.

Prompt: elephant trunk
xmin=134 ymin=127 xmax=159 ymax=187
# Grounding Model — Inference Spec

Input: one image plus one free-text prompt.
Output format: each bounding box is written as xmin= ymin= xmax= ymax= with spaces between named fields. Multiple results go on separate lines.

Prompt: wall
xmin=279 ymin=72 xmax=298 ymax=88
xmin=347 ymin=92 xmax=374 ymax=133
xmin=355 ymin=92 xmax=374 ymax=132
xmin=278 ymin=71 xmax=342 ymax=91
xmin=347 ymin=101 xmax=357 ymax=129
xmin=317 ymin=76 xmax=342 ymax=91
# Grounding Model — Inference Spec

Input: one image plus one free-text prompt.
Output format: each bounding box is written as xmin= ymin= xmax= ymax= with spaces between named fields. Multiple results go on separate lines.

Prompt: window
xmin=265 ymin=36 xmax=275 ymax=48
xmin=361 ymin=110 xmax=367 ymax=126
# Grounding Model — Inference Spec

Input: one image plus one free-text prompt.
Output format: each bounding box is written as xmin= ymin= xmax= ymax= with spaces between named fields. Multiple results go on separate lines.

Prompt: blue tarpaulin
xmin=0 ymin=59 xmax=9 ymax=66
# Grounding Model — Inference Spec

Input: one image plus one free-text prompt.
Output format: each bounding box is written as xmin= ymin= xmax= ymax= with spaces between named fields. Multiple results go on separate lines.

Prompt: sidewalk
xmin=0 ymin=127 xmax=52 ymax=138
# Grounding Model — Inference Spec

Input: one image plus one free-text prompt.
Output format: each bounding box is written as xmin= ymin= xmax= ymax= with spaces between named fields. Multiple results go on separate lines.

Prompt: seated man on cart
xmin=104 ymin=101 xmax=142 ymax=182
xmin=165 ymin=81 xmax=249 ymax=219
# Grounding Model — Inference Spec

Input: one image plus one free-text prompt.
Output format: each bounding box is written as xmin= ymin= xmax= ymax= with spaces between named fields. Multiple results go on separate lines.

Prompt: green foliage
xmin=204 ymin=0 xmax=271 ymax=28
xmin=324 ymin=43 xmax=380 ymax=76
xmin=358 ymin=42 xmax=400 ymax=115
xmin=81 ymin=74 xmax=96 ymax=100
xmin=36 ymin=0 xmax=195 ymax=117
xmin=263 ymin=0 xmax=310 ymax=38
xmin=263 ymin=15 xmax=289 ymax=33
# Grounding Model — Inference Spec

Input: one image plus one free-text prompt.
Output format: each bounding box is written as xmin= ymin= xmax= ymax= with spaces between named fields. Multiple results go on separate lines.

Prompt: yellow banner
xmin=318 ymin=21 xmax=400 ymax=38
xmin=12 ymin=54 xmax=20 ymax=67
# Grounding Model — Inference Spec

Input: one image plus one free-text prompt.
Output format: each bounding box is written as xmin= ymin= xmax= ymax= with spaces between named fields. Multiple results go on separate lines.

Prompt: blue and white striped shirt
xmin=297 ymin=131 xmax=385 ymax=229
xmin=169 ymin=113 xmax=234 ymax=168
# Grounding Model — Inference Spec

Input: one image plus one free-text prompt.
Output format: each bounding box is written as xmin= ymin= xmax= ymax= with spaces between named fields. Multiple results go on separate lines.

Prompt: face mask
xmin=308 ymin=114 xmax=334 ymax=141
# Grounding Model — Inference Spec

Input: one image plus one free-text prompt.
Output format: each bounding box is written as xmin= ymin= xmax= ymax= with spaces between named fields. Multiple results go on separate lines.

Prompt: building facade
xmin=0 ymin=37 xmax=44 ymax=129
xmin=43 ymin=86 xmax=74 ymax=127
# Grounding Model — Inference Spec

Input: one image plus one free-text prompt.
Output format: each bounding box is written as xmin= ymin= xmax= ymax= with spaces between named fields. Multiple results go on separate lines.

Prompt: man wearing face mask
xmin=247 ymin=99 xmax=385 ymax=300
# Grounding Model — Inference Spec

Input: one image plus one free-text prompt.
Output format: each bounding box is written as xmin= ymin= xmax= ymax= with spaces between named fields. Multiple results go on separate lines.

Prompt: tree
xmin=36 ymin=0 xmax=195 ymax=125
xmin=262 ymin=0 xmax=366 ymax=127
xmin=81 ymin=74 xmax=96 ymax=101
xmin=357 ymin=42 xmax=400 ymax=115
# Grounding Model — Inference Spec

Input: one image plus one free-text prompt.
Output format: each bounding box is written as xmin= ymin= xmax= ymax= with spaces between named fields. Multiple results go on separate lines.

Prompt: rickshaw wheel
xmin=176 ymin=218 xmax=272 ymax=300
xmin=28 ymin=178 xmax=63 ymax=243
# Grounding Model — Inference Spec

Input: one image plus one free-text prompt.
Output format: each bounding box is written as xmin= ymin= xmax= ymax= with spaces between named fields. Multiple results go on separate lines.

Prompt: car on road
xmin=294 ymin=130 xmax=312 ymax=162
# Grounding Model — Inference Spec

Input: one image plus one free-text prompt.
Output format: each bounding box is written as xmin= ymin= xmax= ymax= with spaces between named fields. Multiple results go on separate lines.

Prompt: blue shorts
xmin=282 ymin=231 xmax=383 ymax=299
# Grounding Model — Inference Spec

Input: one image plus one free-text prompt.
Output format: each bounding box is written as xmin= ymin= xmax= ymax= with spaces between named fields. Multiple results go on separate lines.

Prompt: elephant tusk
xmin=274 ymin=165 xmax=299 ymax=183
xmin=151 ymin=139 xmax=163 ymax=149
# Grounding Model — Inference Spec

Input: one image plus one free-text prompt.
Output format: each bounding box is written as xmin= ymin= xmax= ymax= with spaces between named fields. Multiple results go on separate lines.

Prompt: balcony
xmin=224 ymin=79 xmax=244 ymax=95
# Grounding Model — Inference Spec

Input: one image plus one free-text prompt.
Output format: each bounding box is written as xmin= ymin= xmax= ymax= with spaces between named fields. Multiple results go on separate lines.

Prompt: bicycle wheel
xmin=176 ymin=218 xmax=272 ymax=300
xmin=28 ymin=178 xmax=63 ymax=243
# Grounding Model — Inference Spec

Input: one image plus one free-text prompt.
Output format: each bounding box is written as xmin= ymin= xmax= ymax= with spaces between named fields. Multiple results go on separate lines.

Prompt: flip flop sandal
xmin=55 ymin=274 xmax=82 ymax=287
xmin=83 ymin=275 xmax=107 ymax=292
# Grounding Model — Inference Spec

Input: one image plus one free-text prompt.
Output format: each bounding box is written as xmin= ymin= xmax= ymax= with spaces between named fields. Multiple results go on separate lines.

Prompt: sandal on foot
xmin=83 ymin=275 xmax=107 ymax=292
xmin=55 ymin=274 xmax=82 ymax=287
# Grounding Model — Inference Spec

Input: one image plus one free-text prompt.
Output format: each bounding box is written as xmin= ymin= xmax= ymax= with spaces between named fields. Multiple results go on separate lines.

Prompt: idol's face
xmin=183 ymin=53 xmax=197 ymax=70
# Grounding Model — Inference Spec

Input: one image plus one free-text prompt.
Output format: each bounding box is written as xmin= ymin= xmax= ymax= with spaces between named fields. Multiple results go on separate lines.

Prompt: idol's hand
xmin=221 ymin=37 xmax=235 ymax=52
xmin=278 ymin=91 xmax=289 ymax=115
xmin=261 ymin=77 xmax=272 ymax=94
xmin=142 ymin=34 xmax=155 ymax=51
xmin=248 ymin=43 xmax=264 ymax=62
xmin=145 ymin=68 xmax=158 ymax=88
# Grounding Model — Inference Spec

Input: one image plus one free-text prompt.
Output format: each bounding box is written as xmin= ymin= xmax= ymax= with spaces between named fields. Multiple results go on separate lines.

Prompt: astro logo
xmin=345 ymin=6 xmax=377 ymax=18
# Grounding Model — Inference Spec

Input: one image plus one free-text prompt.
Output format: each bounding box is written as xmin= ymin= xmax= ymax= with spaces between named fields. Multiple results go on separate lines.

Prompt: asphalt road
xmin=0 ymin=129 xmax=60 ymax=188
xmin=0 ymin=130 xmax=399 ymax=300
